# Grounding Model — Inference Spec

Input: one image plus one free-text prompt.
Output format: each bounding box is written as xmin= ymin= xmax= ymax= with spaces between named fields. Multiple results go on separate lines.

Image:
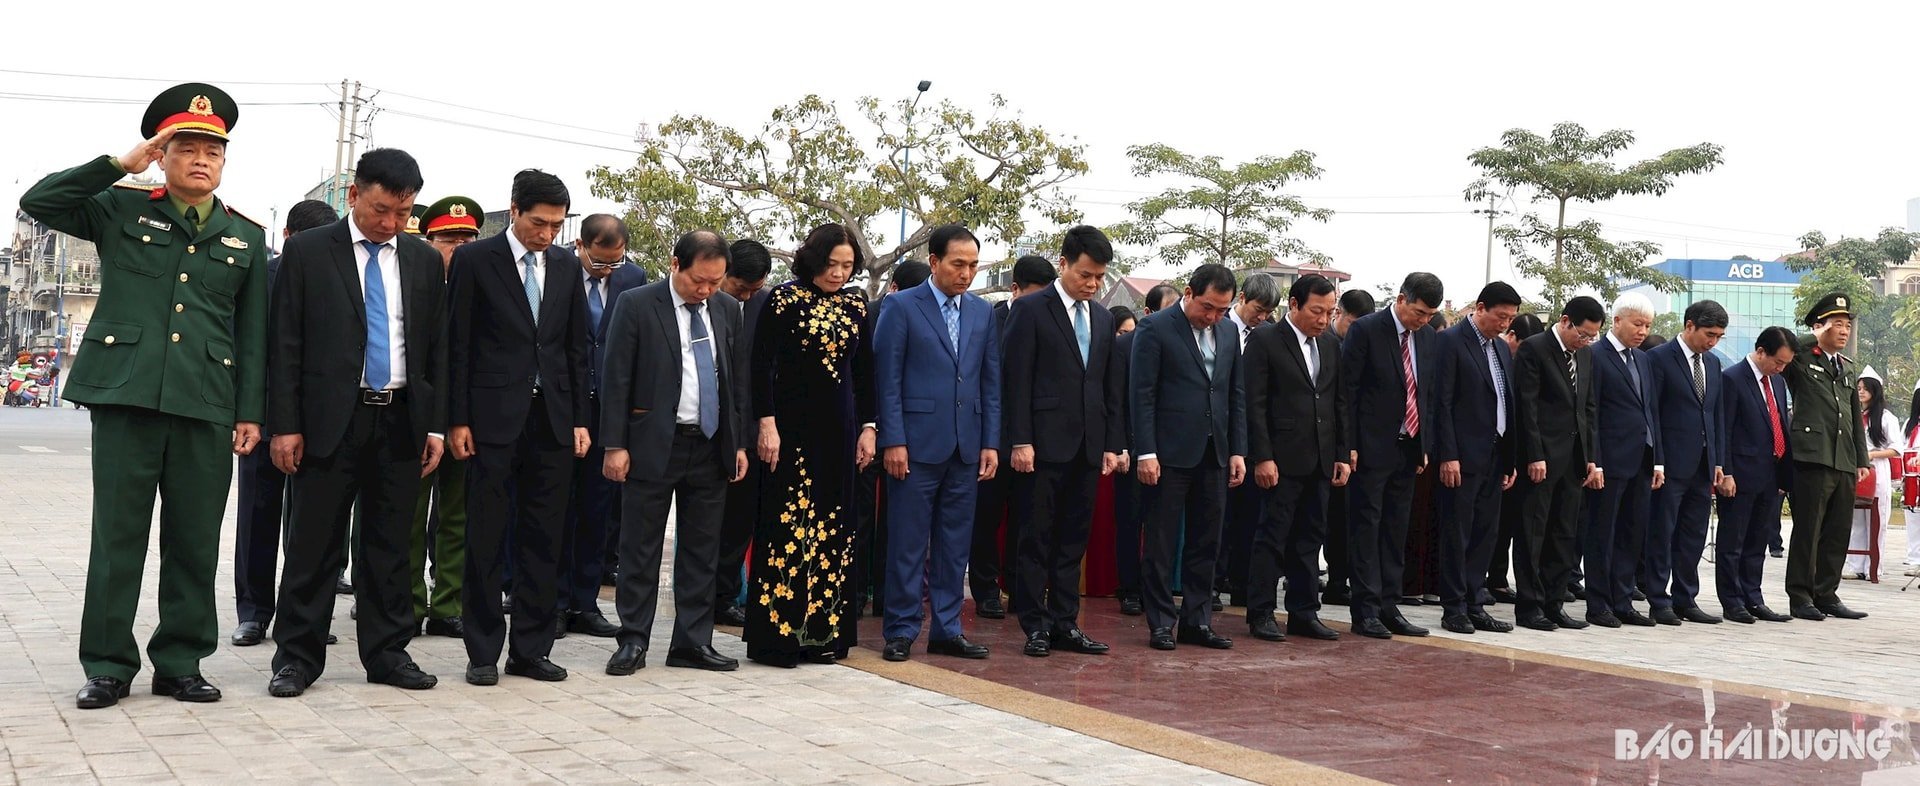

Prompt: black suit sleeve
xmin=1330 ymin=337 xmax=1349 ymax=464
xmin=1003 ymin=298 xmax=1037 ymax=447
xmin=751 ymin=290 xmax=780 ymax=421
xmin=562 ymin=253 xmax=591 ymax=429
xmin=1107 ymin=334 xmax=1131 ymax=454
xmin=415 ymin=245 xmax=448 ymax=435
xmin=1339 ymin=319 xmax=1370 ymax=461
xmin=1244 ymin=331 xmax=1273 ymax=465
xmin=1581 ymin=354 xmax=1598 ymax=467
xmin=1100 ymin=330 xmax=1123 ymax=456
xmin=266 ymin=236 xmax=310 ymax=437
xmin=446 ymin=245 xmax=477 ymax=429
xmin=599 ymin=290 xmax=642 ymax=450
xmin=1515 ymin=340 xmax=1546 ymax=467
xmin=1129 ymin=320 xmax=1162 ymax=459
xmin=1431 ymin=333 xmax=1459 ymax=465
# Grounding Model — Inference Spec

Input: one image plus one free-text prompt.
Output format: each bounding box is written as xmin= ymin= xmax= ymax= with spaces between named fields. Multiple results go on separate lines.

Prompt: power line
xmin=378 ymin=109 xmax=645 ymax=156
xmin=0 ymin=91 xmax=325 ymax=107
xmin=1570 ymin=207 xmax=1800 ymax=239
xmin=0 ymin=67 xmax=330 ymax=87
xmin=369 ymin=87 xmax=637 ymax=141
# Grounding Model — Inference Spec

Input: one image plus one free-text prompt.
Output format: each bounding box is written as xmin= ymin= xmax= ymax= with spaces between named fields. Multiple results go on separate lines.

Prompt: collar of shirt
xmin=346 ymin=219 xmax=394 ymax=255
xmin=1229 ymin=309 xmax=1250 ymax=335
xmin=1553 ymin=325 xmax=1575 ymax=356
xmin=1285 ymin=315 xmax=1314 ymax=351
xmin=1752 ymin=361 xmax=1769 ymax=388
xmin=505 ymin=229 xmax=541 ymax=268
xmin=168 ymin=193 xmax=214 ymax=226
xmin=1605 ymin=332 xmax=1631 ymax=355
xmin=1054 ymin=279 xmax=1081 ymax=316
xmin=669 ymin=281 xmax=694 ymax=311
xmin=1682 ymin=342 xmax=1702 ymax=366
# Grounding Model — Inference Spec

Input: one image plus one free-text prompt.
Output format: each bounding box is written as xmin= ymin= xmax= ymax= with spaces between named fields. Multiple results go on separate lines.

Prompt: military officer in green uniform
xmin=20 ymin=83 xmax=267 ymax=709
xmin=410 ymin=196 xmax=483 ymax=637
xmin=1781 ymin=292 xmax=1872 ymax=621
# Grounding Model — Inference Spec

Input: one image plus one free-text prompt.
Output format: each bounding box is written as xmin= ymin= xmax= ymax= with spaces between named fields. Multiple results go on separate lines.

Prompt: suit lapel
xmin=193 ymin=200 xmax=234 ymax=245
xmin=1278 ymin=323 xmax=1311 ymax=381
xmin=653 ymin=286 xmax=682 ymax=379
xmin=490 ymin=237 xmax=535 ymax=328
xmin=1045 ymin=293 xmax=1086 ymax=372
xmin=913 ymin=286 xmax=957 ymax=362
xmin=1173 ymin=311 xmax=1209 ymax=378
xmin=540 ymin=252 xmax=573 ymax=329
xmin=331 ymin=222 xmax=367 ymax=327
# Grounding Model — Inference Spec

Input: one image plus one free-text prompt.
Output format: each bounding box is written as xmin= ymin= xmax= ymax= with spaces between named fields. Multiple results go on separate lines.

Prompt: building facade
xmin=1621 ymin=258 xmax=1804 ymax=363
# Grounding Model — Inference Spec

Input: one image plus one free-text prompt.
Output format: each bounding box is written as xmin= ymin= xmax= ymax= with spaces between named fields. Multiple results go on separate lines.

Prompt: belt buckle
xmin=362 ymin=389 xmax=394 ymax=406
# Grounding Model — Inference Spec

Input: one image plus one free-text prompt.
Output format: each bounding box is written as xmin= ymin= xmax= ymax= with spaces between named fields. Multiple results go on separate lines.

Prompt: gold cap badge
xmin=448 ymin=203 xmax=468 ymax=218
xmin=1836 ymin=296 xmax=1848 ymax=308
xmin=188 ymin=95 xmax=213 ymax=116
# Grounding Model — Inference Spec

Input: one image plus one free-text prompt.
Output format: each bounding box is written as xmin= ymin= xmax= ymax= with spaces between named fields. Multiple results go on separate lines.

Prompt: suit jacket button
xmin=174 ymin=304 xmax=184 ymax=313
xmin=170 ymin=332 xmax=181 ymax=343
xmin=187 ymin=244 xmax=195 ymax=254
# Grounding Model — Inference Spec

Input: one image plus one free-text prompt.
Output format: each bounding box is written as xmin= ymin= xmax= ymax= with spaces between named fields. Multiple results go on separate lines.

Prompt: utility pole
xmin=332 ymin=80 xmax=349 ymax=213
xmin=52 ymin=233 xmax=64 ymax=406
xmin=1472 ymin=193 xmax=1506 ymax=288
xmin=343 ymin=81 xmax=364 ymax=190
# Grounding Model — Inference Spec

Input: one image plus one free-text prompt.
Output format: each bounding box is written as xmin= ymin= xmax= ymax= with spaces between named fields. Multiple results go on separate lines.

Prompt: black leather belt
xmin=360 ymin=389 xmax=404 ymax=406
xmin=675 ymin=423 xmax=707 ymax=437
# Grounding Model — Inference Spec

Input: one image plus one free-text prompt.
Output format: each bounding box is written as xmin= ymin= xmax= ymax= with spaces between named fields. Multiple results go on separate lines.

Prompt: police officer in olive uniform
xmin=20 ymin=83 xmax=267 ymax=709
xmin=1781 ymin=292 xmax=1872 ymax=621
xmin=410 ymin=196 xmax=484 ymax=638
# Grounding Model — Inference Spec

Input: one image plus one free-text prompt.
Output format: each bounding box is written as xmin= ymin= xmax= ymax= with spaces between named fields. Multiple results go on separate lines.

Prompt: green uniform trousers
xmin=410 ymin=458 xmax=467 ymax=621
xmin=81 ymin=405 xmax=231 ymax=680
xmin=1785 ymin=462 xmax=1855 ymax=609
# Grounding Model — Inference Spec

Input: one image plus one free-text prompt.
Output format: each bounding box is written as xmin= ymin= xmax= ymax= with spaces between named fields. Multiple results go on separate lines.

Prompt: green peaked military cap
xmin=420 ymin=196 xmax=484 ymax=236
xmin=141 ymin=82 xmax=238 ymax=141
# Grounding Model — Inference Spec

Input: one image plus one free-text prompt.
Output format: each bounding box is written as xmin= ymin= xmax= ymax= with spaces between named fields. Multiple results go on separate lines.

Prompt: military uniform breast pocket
xmin=202 ymin=244 xmax=253 ymax=297
xmin=115 ymin=222 xmax=171 ymax=277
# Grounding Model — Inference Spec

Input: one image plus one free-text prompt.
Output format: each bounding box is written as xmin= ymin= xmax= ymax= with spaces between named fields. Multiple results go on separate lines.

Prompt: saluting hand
xmin=118 ymin=128 xmax=175 ymax=174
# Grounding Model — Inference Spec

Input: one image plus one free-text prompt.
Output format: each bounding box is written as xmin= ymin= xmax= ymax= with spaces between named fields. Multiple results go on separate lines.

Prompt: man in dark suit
xmin=1642 ymin=300 xmax=1729 ymax=625
xmin=1244 ymin=274 xmax=1348 ymax=643
xmin=714 ymin=239 xmax=774 ymax=628
xmin=446 ymin=169 xmax=592 ymax=685
xmin=1339 ymin=273 xmax=1443 ymax=639
xmin=1130 ymin=263 xmax=1246 ymax=651
xmin=1322 ymin=288 xmax=1375 ymax=608
xmin=600 ymin=230 xmax=748 ymax=674
xmin=1112 ymin=283 xmax=1182 ymax=616
xmin=557 ymin=215 xmax=647 ymax=639
xmin=1511 ymin=296 xmax=1604 ymax=631
xmin=1003 ymin=227 xmax=1122 ymax=657
xmin=265 ymin=149 xmax=446 ymax=696
xmin=970 ymin=254 xmax=1054 ymax=620
xmin=852 ymin=260 xmax=933 ymax=620
xmin=231 ymin=199 xmax=337 ymax=648
xmin=1430 ymin=282 xmax=1522 ymax=635
xmin=1580 ymin=293 xmax=1664 ymax=628
xmin=1220 ymin=273 xmax=1281 ymax=608
xmin=1716 ymin=327 xmax=1797 ymax=623
xmin=874 ymin=224 xmax=1001 ymax=662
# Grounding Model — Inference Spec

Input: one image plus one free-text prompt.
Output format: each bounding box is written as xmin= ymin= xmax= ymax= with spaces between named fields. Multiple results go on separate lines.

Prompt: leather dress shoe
xmin=465 ymin=664 xmax=499 ymax=685
xmin=1118 ymin=595 xmax=1144 ymax=616
xmin=505 ymin=658 xmax=568 ymax=682
xmin=374 ymin=662 xmax=437 ymax=690
xmin=1631 ymin=588 xmax=1647 ymax=601
xmin=1352 ymin=618 xmax=1393 ymax=639
xmin=1321 ymin=587 xmax=1353 ymax=606
xmin=716 ymin=604 xmax=748 ymax=627
xmin=326 ymin=633 xmax=338 ymax=645
xmin=349 ymin=604 xmax=357 ymax=620
xmin=1749 ymin=604 xmax=1792 ymax=623
xmin=1678 ymin=607 xmax=1722 ymax=624
xmin=1488 ymin=587 xmax=1519 ymax=605
xmin=1585 ymin=611 xmax=1622 ymax=628
xmin=1023 ymin=630 xmax=1051 ymax=657
xmin=606 ymin=644 xmax=646 ymax=675
xmin=1818 ymin=602 xmax=1867 ymax=620
xmin=1616 ymin=609 xmax=1657 ymax=627
xmin=76 ymin=676 xmax=130 ymax=709
xmin=153 ymin=674 xmax=221 ymax=703
xmin=1549 ymin=608 xmax=1589 ymax=630
xmin=1441 ymin=614 xmax=1475 ymax=634
xmin=268 ymin=666 xmax=308 ymax=698
xmin=231 ymin=620 xmax=266 ymax=646
xmin=1051 ymin=628 xmax=1110 ymax=654
xmin=554 ymin=615 xmax=568 ymax=639
xmin=1210 ymin=593 xmax=1225 ymax=612
xmin=334 ymin=576 xmax=353 ymax=595
xmin=1248 ymin=617 xmax=1286 ymax=642
xmin=1468 ymin=612 xmax=1513 ymax=633
xmin=424 ymin=616 xmax=464 ymax=638
xmin=1769 ymin=547 xmax=1784 ymax=558
xmin=1176 ymin=625 xmax=1233 ymax=649
xmin=1477 ymin=588 xmax=1497 ymax=606
xmin=1568 ymin=583 xmax=1587 ymax=601
xmin=1148 ymin=627 xmax=1176 ymax=650
xmin=927 ymin=636 xmax=990 ymax=659
xmin=882 ymin=638 xmax=912 ymax=661
xmin=1382 ymin=613 xmax=1429 ymax=637
xmin=566 ymin=609 xmax=620 ymax=637
xmin=600 ymin=570 xmax=617 ymax=587
xmin=1516 ymin=612 xmax=1557 ymax=632
xmin=1722 ymin=607 xmax=1757 ymax=624
xmin=666 ymin=646 xmax=739 ymax=671
xmin=1651 ymin=607 xmax=1683 ymax=626
xmin=976 ymin=596 xmax=1007 ymax=619
xmin=1791 ymin=605 xmax=1827 ymax=621
xmin=1287 ymin=616 xmax=1340 ymax=640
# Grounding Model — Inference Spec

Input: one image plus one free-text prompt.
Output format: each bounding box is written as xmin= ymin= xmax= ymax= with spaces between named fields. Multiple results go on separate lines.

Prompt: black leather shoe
xmin=1818 ymin=603 xmax=1867 ymax=620
xmin=1769 ymin=547 xmax=1784 ymax=558
xmin=666 ymin=646 xmax=739 ymax=671
xmin=1652 ymin=607 xmax=1683 ymax=626
xmin=424 ymin=616 xmax=465 ymax=638
xmin=554 ymin=615 xmax=568 ymax=639
xmin=1210 ymin=593 xmax=1225 ymax=612
xmin=1286 ymin=616 xmax=1340 ymax=640
xmin=600 ymin=570 xmax=618 ymax=587
xmin=334 ymin=576 xmax=353 ymax=595
xmin=1382 ymin=613 xmax=1429 ymax=637
xmin=267 ymin=666 xmax=308 ymax=698
xmin=975 ymin=596 xmax=1007 ymax=619
xmin=1023 ymin=630 xmax=1051 ymax=657
xmin=1477 ymin=588 xmax=1497 ymax=606
xmin=1441 ymin=614 xmax=1475 ymax=634
xmin=1488 ymin=587 xmax=1519 ymax=605
xmin=1549 ymin=608 xmax=1589 ymax=630
xmin=1148 ymin=627 xmax=1176 ymax=650
xmin=1352 ymin=618 xmax=1393 ymax=639
xmin=715 ymin=604 xmax=748 ymax=627
xmin=231 ymin=620 xmax=266 ymax=646
xmin=566 ymin=609 xmax=620 ymax=637
xmin=504 ymin=658 xmax=568 ymax=682
xmin=1248 ymin=617 xmax=1286 ymax=642
xmin=1791 ymin=605 xmax=1827 ymax=621
xmin=1176 ymin=625 xmax=1233 ymax=649
xmin=152 ymin=674 xmax=221 ymax=703
xmin=606 ymin=644 xmax=646 ymax=675
xmin=76 ymin=676 xmax=130 ymax=709
xmin=1468 ymin=612 xmax=1513 ymax=633
xmin=1568 ymin=583 xmax=1588 ymax=601
xmin=1560 ymin=589 xmax=1577 ymax=603
xmin=325 ymin=633 xmax=338 ymax=645
xmin=1516 ymin=612 xmax=1557 ymax=632
xmin=927 ymin=636 xmax=990 ymax=659
xmin=1051 ymin=628 xmax=1110 ymax=654
xmin=882 ymin=638 xmax=911 ymax=661
xmin=1585 ymin=611 xmax=1622 ymax=628
xmin=1118 ymin=595 xmax=1144 ymax=616
xmin=1321 ymin=587 xmax=1353 ymax=606
xmin=1631 ymin=588 xmax=1647 ymax=601
xmin=1749 ymin=604 xmax=1792 ymax=623
xmin=374 ymin=662 xmax=437 ymax=690
xmin=1613 ymin=609 xmax=1654 ymax=627
xmin=1678 ymin=607 xmax=1723 ymax=624
xmin=1723 ymin=607 xmax=1757 ymax=624
xmin=465 ymin=664 xmax=499 ymax=685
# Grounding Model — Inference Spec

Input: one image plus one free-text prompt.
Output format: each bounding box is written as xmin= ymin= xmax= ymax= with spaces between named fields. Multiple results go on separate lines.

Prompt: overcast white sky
xmin=5 ymin=1 xmax=1915 ymax=303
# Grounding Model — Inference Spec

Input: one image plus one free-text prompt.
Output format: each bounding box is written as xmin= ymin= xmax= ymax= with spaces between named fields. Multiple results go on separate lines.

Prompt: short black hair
xmin=1339 ymin=288 xmax=1376 ymax=318
xmin=1110 ymin=305 xmax=1136 ymax=325
xmin=1430 ymin=313 xmax=1450 ymax=330
xmin=580 ymin=213 xmax=628 ymax=248
xmin=1289 ymin=274 xmax=1336 ymax=307
xmin=928 ymin=224 xmax=980 ymax=258
xmin=1145 ymin=284 xmax=1181 ymax=312
xmin=1684 ymin=299 xmax=1730 ymax=330
xmin=1510 ymin=313 xmax=1545 ymax=340
xmin=727 ymin=239 xmax=773 ymax=283
xmin=671 ymin=229 xmax=729 ymax=271
xmin=1562 ymin=295 xmax=1606 ymax=327
xmin=892 ymin=259 xmax=932 ymax=290
xmin=1012 ymin=255 xmax=1056 ymax=288
xmin=353 ymin=148 xmax=424 ymax=197
xmin=793 ymin=223 xmax=862 ymax=282
xmin=1399 ymin=272 xmax=1444 ymax=309
xmin=286 ymin=199 xmax=336 ymax=234
xmin=1641 ymin=332 xmax=1668 ymax=349
xmin=510 ymin=168 xmax=570 ymax=212
xmin=1475 ymin=281 xmax=1523 ymax=309
xmin=1755 ymin=325 xmax=1797 ymax=355
xmin=1189 ymin=263 xmax=1236 ymax=298
xmin=1060 ymin=225 xmax=1114 ymax=265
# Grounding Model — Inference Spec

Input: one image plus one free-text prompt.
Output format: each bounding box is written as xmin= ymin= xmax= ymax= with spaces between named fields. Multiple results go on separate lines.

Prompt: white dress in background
xmin=1845 ymin=410 xmax=1904 ymax=576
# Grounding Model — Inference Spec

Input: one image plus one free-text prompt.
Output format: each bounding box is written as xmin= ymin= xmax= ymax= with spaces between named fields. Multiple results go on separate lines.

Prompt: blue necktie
xmin=943 ymin=296 xmax=960 ymax=353
xmin=360 ymin=240 xmax=390 ymax=390
xmin=686 ymin=303 xmax=719 ymax=438
xmin=1073 ymin=300 xmax=1089 ymax=365
xmin=1197 ymin=326 xmax=1215 ymax=375
xmin=521 ymin=251 xmax=542 ymax=326
xmin=588 ymin=278 xmax=605 ymax=336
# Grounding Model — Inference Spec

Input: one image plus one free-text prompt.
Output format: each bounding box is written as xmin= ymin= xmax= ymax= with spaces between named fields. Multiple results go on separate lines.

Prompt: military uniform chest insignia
xmin=137 ymin=215 xmax=172 ymax=232
xmin=220 ymin=236 xmax=248 ymax=249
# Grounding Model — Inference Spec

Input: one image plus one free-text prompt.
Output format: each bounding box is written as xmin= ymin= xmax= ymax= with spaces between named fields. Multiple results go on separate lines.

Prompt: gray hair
xmin=1611 ymin=292 xmax=1656 ymax=321
xmin=1239 ymin=272 xmax=1281 ymax=309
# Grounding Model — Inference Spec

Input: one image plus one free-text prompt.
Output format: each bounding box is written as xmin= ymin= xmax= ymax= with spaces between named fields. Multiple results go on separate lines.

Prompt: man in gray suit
xmin=599 ymin=230 xmax=748 ymax=675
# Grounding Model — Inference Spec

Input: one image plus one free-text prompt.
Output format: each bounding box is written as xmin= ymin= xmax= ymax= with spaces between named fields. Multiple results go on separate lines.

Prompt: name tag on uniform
xmin=137 ymin=215 xmax=172 ymax=232
xmin=220 ymin=236 xmax=249 ymax=249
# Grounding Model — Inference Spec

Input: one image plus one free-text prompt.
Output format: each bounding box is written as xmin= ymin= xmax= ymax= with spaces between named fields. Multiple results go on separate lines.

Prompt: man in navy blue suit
xmin=1580 ymin=293 xmax=1665 ymax=628
xmin=1715 ymin=327 xmax=1796 ymax=624
xmin=1430 ymin=282 xmax=1521 ymax=635
xmin=1642 ymin=300 xmax=1729 ymax=625
xmin=1339 ymin=273 xmax=1442 ymax=639
xmin=1130 ymin=263 xmax=1247 ymax=651
xmin=874 ymin=224 xmax=1001 ymax=662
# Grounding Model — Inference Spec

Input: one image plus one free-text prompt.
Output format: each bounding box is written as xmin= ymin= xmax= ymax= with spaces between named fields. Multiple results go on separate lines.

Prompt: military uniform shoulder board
xmin=109 ymin=181 xmax=166 ymax=195
xmin=224 ymin=203 xmax=265 ymax=228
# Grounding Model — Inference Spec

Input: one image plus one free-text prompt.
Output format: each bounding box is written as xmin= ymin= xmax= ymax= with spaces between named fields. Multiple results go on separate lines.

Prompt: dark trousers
xmin=272 ymin=400 xmax=422 ymax=683
xmin=1437 ymin=461 xmax=1502 ymax=617
xmin=560 ymin=398 xmax=618 ymax=614
xmin=716 ymin=452 xmax=766 ymax=609
xmin=614 ymin=428 xmax=726 ymax=652
xmin=1247 ymin=469 xmax=1328 ymax=619
xmin=884 ymin=456 xmax=979 ymax=642
xmin=1141 ymin=452 xmax=1226 ymax=631
xmin=1716 ymin=466 xmax=1782 ymax=610
xmin=1644 ymin=460 xmax=1713 ymax=611
xmin=1785 ymin=463 xmax=1854 ymax=609
xmin=1221 ymin=480 xmax=1263 ymax=601
xmin=1113 ymin=468 xmax=1145 ymax=598
xmin=1487 ymin=486 xmax=1521 ymax=590
xmin=1012 ymin=458 xmax=1098 ymax=635
xmin=852 ymin=464 xmax=885 ymax=615
xmin=1516 ymin=451 xmax=1584 ymax=616
xmin=234 ymin=446 xmax=287 ymax=625
xmin=463 ymin=395 xmax=572 ymax=667
xmin=970 ymin=469 xmax=1031 ymax=602
xmin=1584 ymin=446 xmax=1652 ymax=615
xmin=1346 ymin=438 xmax=1421 ymax=622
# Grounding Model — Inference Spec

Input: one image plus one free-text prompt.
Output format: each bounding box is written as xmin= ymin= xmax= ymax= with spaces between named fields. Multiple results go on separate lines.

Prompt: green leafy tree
xmin=1787 ymin=227 xmax=1919 ymax=279
xmin=588 ymin=94 xmax=1088 ymax=296
xmin=1465 ymin=123 xmax=1723 ymax=305
xmin=1111 ymin=144 xmax=1332 ymax=269
xmin=1650 ymin=312 xmax=1683 ymax=340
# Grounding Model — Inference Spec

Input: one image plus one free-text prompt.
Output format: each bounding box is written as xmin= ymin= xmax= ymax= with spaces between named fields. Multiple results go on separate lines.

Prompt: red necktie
xmin=1762 ymin=377 xmax=1784 ymax=460
xmin=1401 ymin=330 xmax=1419 ymax=437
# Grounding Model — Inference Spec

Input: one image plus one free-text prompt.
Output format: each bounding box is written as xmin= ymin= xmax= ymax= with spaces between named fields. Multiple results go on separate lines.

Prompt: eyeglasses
xmin=1573 ymin=329 xmax=1600 ymax=343
xmin=588 ymin=258 xmax=627 ymax=270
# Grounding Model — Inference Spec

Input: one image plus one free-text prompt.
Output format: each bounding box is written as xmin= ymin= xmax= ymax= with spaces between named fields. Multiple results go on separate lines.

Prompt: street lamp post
xmin=899 ymin=80 xmax=931 ymax=248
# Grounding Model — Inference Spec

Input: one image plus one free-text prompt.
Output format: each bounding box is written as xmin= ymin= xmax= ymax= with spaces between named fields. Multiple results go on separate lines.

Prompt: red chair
xmin=1849 ymin=467 xmax=1881 ymax=583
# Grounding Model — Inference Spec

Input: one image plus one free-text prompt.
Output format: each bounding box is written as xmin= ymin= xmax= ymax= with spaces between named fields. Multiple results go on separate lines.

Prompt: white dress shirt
xmin=668 ymin=283 xmax=715 ymax=426
xmin=1286 ymin=316 xmax=1318 ymax=384
xmin=1393 ymin=317 xmax=1420 ymax=387
xmin=506 ymin=229 xmax=545 ymax=299
xmin=349 ymin=220 xmax=406 ymax=390
xmin=1228 ymin=309 xmax=1253 ymax=350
